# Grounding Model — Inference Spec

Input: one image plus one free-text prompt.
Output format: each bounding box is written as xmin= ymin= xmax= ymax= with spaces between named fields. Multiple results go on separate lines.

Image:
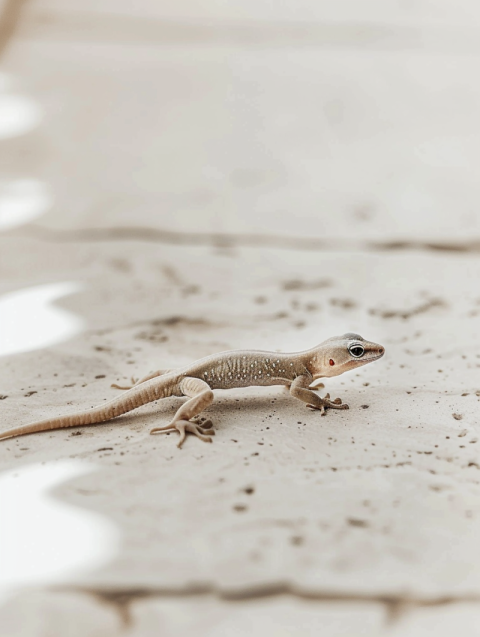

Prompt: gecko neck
xmin=299 ymin=344 xmax=332 ymax=379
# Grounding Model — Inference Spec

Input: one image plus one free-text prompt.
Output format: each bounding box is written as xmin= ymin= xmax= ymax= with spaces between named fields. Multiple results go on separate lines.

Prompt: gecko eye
xmin=349 ymin=344 xmax=365 ymax=358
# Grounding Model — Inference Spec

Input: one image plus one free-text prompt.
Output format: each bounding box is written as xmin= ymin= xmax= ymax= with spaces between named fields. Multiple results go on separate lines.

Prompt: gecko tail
xmin=0 ymin=408 xmax=114 ymax=441
xmin=0 ymin=374 xmax=179 ymax=442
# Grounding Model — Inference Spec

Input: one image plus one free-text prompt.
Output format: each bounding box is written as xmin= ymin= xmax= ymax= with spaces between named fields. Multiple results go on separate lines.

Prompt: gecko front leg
xmin=284 ymin=381 xmax=324 ymax=393
xmin=290 ymin=375 xmax=349 ymax=415
xmin=150 ymin=377 xmax=215 ymax=447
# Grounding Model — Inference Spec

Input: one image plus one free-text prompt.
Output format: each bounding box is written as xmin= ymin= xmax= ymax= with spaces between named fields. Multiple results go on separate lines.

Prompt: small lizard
xmin=0 ymin=333 xmax=384 ymax=448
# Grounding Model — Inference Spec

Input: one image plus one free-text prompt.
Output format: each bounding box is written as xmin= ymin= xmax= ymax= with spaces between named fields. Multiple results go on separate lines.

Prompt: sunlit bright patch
xmin=0 ymin=282 xmax=84 ymax=357
xmin=0 ymin=94 xmax=41 ymax=139
xmin=0 ymin=179 xmax=51 ymax=230
xmin=0 ymin=462 xmax=119 ymax=591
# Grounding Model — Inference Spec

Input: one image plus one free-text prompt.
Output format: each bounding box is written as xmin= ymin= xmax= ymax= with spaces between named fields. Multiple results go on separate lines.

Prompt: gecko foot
xmin=194 ymin=417 xmax=214 ymax=430
xmin=307 ymin=394 xmax=349 ymax=415
xmin=150 ymin=419 xmax=215 ymax=448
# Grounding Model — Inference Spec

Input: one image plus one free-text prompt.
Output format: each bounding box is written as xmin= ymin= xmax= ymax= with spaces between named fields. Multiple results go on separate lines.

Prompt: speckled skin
xmin=0 ymin=333 xmax=384 ymax=447
xmin=181 ymin=349 xmax=309 ymax=390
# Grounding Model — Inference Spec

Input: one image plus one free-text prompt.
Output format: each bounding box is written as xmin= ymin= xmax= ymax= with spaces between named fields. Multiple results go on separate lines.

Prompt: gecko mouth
xmin=365 ymin=351 xmax=385 ymax=362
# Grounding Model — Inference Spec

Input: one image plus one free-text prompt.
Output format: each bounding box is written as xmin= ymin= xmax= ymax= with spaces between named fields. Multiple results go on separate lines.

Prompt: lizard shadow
xmin=110 ymin=387 xmax=299 ymax=433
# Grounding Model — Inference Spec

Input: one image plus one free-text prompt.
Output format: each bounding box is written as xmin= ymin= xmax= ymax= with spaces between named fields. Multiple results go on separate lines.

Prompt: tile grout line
xmin=11 ymin=224 xmax=480 ymax=255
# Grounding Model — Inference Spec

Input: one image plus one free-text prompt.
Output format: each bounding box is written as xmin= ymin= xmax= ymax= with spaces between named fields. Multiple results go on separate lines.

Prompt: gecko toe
xmin=185 ymin=422 xmax=213 ymax=443
xmin=150 ymin=422 xmax=176 ymax=434
xmin=153 ymin=420 xmax=216 ymax=446
xmin=327 ymin=402 xmax=349 ymax=410
xmin=197 ymin=418 xmax=213 ymax=429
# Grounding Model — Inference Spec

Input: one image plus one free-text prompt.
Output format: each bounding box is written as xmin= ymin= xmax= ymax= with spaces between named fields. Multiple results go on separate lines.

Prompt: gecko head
xmin=309 ymin=333 xmax=385 ymax=379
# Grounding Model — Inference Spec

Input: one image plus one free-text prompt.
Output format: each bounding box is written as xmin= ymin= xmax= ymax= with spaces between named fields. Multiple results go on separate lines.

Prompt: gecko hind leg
xmin=150 ymin=377 xmax=215 ymax=448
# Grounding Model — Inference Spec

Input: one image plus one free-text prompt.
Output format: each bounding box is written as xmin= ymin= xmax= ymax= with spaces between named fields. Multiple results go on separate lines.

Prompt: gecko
xmin=0 ymin=333 xmax=384 ymax=448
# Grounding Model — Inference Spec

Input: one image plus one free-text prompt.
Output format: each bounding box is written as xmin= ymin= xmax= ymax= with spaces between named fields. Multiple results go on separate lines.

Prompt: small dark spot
xmin=70 ymin=431 xmax=82 ymax=436
xmin=282 ymin=278 xmax=331 ymax=291
xmin=96 ymin=447 xmax=113 ymax=452
xmin=24 ymin=391 xmax=37 ymax=397
xmin=290 ymin=535 xmax=304 ymax=546
xmin=233 ymin=504 xmax=247 ymax=513
xmin=452 ymin=413 xmax=463 ymax=420
xmin=353 ymin=204 xmax=375 ymax=222
xmin=0 ymin=395 xmax=8 ymax=400
xmin=347 ymin=518 xmax=369 ymax=528
xmin=95 ymin=375 xmax=106 ymax=379
xmin=109 ymin=258 xmax=131 ymax=273
xmin=330 ymin=298 xmax=357 ymax=309
xmin=360 ymin=405 xmax=370 ymax=409
xmin=244 ymin=487 xmax=255 ymax=495
xmin=182 ymin=285 xmax=200 ymax=296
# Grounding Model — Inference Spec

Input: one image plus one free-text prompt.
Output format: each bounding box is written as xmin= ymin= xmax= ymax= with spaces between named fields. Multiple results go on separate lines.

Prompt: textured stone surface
xmin=127 ymin=596 xmax=386 ymax=637
xmin=388 ymin=603 xmax=480 ymax=637
xmin=1 ymin=1 xmax=480 ymax=635
xmin=0 ymin=240 xmax=479 ymax=598
xmin=0 ymin=590 xmax=122 ymax=637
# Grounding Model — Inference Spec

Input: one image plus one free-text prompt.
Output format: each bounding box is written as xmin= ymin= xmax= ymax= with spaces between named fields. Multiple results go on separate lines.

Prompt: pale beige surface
xmin=4 ymin=1 xmax=480 ymax=242
xmin=0 ymin=591 xmax=122 ymax=637
xmin=1 ymin=1 xmax=480 ymax=636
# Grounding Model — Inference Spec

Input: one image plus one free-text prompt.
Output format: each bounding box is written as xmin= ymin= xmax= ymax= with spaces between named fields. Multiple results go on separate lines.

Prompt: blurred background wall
xmin=1 ymin=0 xmax=480 ymax=245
